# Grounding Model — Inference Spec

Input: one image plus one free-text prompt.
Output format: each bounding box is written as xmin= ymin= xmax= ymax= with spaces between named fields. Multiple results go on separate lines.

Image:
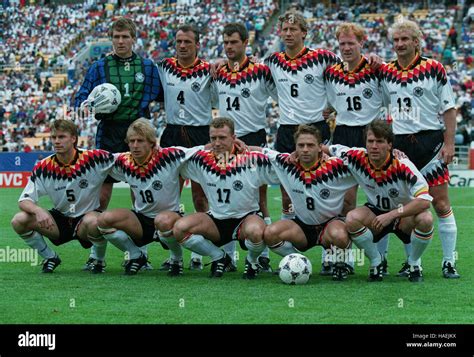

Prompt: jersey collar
xmin=226 ymin=56 xmax=250 ymax=72
xmin=54 ymin=148 xmax=79 ymax=167
xmin=284 ymin=46 xmax=308 ymax=61
xmin=368 ymin=151 xmax=393 ymax=171
xmin=113 ymin=52 xmax=137 ymax=63
xmin=345 ymin=56 xmax=366 ymax=74
xmin=177 ymin=57 xmax=200 ymax=69
xmin=131 ymin=149 xmax=155 ymax=168
xmin=395 ymin=52 xmax=421 ymax=71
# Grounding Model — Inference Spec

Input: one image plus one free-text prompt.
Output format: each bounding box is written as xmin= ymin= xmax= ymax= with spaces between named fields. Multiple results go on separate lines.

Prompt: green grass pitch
xmin=1 ymin=187 xmax=473 ymax=324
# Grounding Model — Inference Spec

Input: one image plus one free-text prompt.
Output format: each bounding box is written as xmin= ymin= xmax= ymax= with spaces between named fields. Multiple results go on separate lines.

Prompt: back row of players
xmin=12 ymin=11 xmax=460 ymax=280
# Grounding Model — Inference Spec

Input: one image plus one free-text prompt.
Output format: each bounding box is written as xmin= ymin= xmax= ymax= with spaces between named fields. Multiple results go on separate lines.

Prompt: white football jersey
xmin=325 ymin=56 xmax=384 ymax=126
xmin=379 ymin=54 xmax=456 ymax=134
xmin=214 ymin=58 xmax=277 ymax=137
xmin=330 ymin=144 xmax=433 ymax=211
xmin=157 ymin=57 xmax=214 ymax=126
xmin=109 ymin=146 xmax=201 ymax=218
xmin=19 ymin=149 xmax=115 ymax=217
xmin=180 ymin=150 xmax=278 ymax=219
xmin=263 ymin=148 xmax=357 ymax=225
xmin=265 ymin=47 xmax=340 ymax=125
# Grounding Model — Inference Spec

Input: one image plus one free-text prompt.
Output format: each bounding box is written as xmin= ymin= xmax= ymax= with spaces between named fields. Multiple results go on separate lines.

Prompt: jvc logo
xmin=18 ymin=331 xmax=56 ymax=350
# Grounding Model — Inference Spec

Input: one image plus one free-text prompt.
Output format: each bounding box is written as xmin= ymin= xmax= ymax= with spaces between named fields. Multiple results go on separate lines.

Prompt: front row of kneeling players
xmin=11 ymin=117 xmax=434 ymax=282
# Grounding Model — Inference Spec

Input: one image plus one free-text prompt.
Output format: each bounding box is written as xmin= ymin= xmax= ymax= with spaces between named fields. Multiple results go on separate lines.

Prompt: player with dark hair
xmin=213 ymin=22 xmax=278 ymax=272
xmin=329 ymin=120 xmax=434 ymax=282
xmin=74 ymin=17 xmax=163 ymax=269
xmin=156 ymin=24 xmax=214 ymax=271
xmin=11 ymin=120 xmax=115 ymax=273
xmin=172 ymin=118 xmax=277 ymax=279
xmin=380 ymin=19 xmax=460 ymax=278
xmin=260 ymin=125 xmax=358 ymax=281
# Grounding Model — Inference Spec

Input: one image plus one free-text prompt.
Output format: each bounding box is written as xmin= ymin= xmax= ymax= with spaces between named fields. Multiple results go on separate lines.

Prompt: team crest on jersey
xmin=363 ymin=88 xmax=373 ymax=99
xmin=152 ymin=180 xmax=163 ymax=191
xmin=232 ymin=180 xmax=243 ymax=191
xmin=304 ymin=74 xmax=314 ymax=84
xmin=135 ymin=73 xmax=145 ymax=82
xmin=319 ymin=188 xmax=330 ymax=199
xmin=191 ymin=82 xmax=201 ymax=92
xmin=413 ymin=87 xmax=424 ymax=97
xmin=389 ymin=188 xmax=399 ymax=198
xmin=79 ymin=179 xmax=89 ymax=189
xmin=241 ymin=88 xmax=251 ymax=98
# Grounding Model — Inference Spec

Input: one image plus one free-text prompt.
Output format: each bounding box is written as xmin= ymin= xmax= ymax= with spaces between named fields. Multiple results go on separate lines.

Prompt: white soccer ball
xmin=86 ymin=83 xmax=121 ymax=114
xmin=278 ymin=253 xmax=312 ymax=285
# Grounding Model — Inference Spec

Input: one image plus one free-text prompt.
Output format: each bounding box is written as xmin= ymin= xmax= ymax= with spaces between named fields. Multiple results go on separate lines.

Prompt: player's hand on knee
xmin=35 ymin=209 xmax=54 ymax=231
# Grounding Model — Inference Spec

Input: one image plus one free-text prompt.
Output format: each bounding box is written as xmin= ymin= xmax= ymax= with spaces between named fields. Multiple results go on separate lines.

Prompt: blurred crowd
xmin=0 ymin=1 xmax=472 ymax=152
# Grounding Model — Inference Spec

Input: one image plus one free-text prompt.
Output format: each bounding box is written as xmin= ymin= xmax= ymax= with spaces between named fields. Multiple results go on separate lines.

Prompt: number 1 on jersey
xmin=124 ymin=83 xmax=130 ymax=97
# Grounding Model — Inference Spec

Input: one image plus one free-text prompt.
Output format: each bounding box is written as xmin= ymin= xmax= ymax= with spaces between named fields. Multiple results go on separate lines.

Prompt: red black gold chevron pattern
xmin=380 ymin=55 xmax=448 ymax=86
xmin=115 ymin=148 xmax=184 ymax=181
xmin=276 ymin=153 xmax=349 ymax=188
xmin=160 ymin=58 xmax=210 ymax=80
xmin=190 ymin=150 xmax=271 ymax=179
xmin=265 ymin=47 xmax=339 ymax=74
xmin=424 ymin=162 xmax=449 ymax=187
xmin=342 ymin=148 xmax=419 ymax=186
xmin=215 ymin=58 xmax=273 ymax=88
xmin=31 ymin=149 xmax=114 ymax=181
xmin=324 ymin=57 xmax=379 ymax=88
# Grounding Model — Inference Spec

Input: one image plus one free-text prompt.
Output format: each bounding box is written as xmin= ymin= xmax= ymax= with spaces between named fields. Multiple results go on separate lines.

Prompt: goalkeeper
xmin=74 ymin=17 xmax=163 ymax=209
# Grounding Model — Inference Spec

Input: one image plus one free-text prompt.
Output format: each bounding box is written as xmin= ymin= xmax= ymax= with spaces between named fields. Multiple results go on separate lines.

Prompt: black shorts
xmin=96 ymin=119 xmax=132 ymax=153
xmin=275 ymin=121 xmax=331 ymax=153
xmin=48 ymin=209 xmax=93 ymax=249
xmin=160 ymin=124 xmax=210 ymax=148
xmin=207 ymin=211 xmax=258 ymax=250
xmin=238 ymin=129 xmax=267 ymax=147
xmin=292 ymin=216 xmax=343 ymax=251
xmin=393 ymin=130 xmax=443 ymax=170
xmin=364 ymin=203 xmax=411 ymax=244
xmin=131 ymin=210 xmax=158 ymax=247
xmin=332 ymin=124 xmax=367 ymax=148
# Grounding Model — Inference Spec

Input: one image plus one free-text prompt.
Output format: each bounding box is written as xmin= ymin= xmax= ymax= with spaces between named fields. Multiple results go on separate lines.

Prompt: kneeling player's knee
xmin=81 ymin=214 xmax=98 ymax=230
xmin=415 ymin=211 xmax=433 ymax=232
xmin=329 ymin=228 xmax=350 ymax=248
xmin=11 ymin=212 xmax=29 ymax=232
xmin=263 ymin=225 xmax=280 ymax=246
xmin=172 ymin=219 xmax=188 ymax=239
xmin=97 ymin=212 xmax=114 ymax=228
xmin=345 ymin=211 xmax=360 ymax=231
xmin=155 ymin=214 xmax=174 ymax=232
xmin=244 ymin=224 xmax=265 ymax=243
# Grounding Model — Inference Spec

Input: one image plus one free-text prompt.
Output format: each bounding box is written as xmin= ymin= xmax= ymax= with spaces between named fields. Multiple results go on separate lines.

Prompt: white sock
xmin=264 ymin=217 xmax=272 ymax=225
xmin=100 ymin=228 xmax=142 ymax=259
xmin=408 ymin=229 xmax=433 ymax=266
xmin=438 ymin=209 xmax=457 ymax=264
xmin=345 ymin=242 xmax=355 ymax=268
xmin=21 ymin=231 xmax=56 ymax=259
xmin=245 ymin=240 xmax=265 ymax=264
xmin=88 ymin=235 xmax=107 ymax=261
xmin=181 ymin=234 xmax=224 ymax=261
xmin=349 ymin=227 xmax=381 ymax=267
xmin=280 ymin=209 xmax=295 ymax=220
xmin=139 ymin=244 xmax=148 ymax=257
xmin=190 ymin=251 xmax=202 ymax=262
xmin=158 ymin=230 xmax=183 ymax=262
xmin=260 ymin=246 xmax=270 ymax=258
xmin=222 ymin=240 xmax=237 ymax=263
xmin=376 ymin=234 xmax=390 ymax=258
xmin=404 ymin=242 xmax=412 ymax=259
xmin=269 ymin=241 xmax=297 ymax=257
